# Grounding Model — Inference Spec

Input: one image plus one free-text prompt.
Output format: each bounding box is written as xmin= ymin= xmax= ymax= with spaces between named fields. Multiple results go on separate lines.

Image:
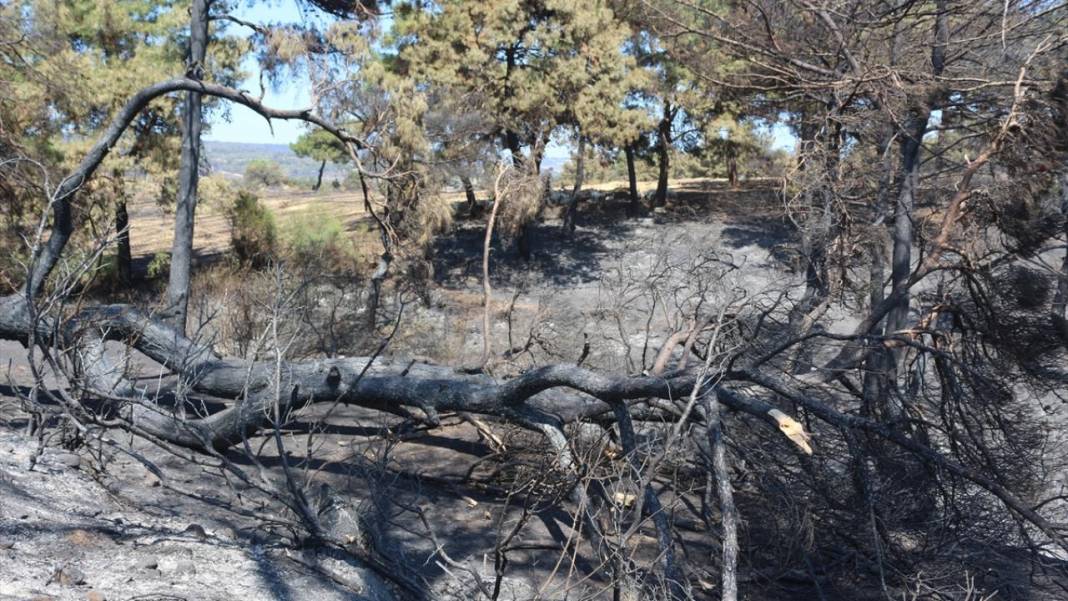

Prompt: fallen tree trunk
xmin=0 ymin=295 xmax=811 ymax=455
xmin=10 ymin=292 xmax=1062 ymax=563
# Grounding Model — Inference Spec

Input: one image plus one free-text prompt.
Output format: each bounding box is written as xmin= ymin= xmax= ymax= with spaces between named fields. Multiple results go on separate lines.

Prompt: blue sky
xmin=203 ymin=1 xmax=314 ymax=145
xmin=205 ymin=2 xmax=796 ymax=155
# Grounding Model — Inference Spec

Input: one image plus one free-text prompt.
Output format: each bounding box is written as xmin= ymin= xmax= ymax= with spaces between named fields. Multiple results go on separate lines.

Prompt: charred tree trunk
xmin=726 ymin=142 xmax=739 ymax=188
xmin=880 ymin=13 xmax=948 ymax=425
xmin=885 ymin=113 xmax=928 ymax=339
xmin=163 ymin=0 xmax=208 ymax=333
xmin=1051 ymin=171 xmax=1068 ymax=338
xmin=313 ymin=159 xmax=326 ymax=191
xmin=504 ymin=131 xmax=523 ymax=167
xmin=563 ymin=134 xmax=585 ymax=235
xmin=1049 ymin=75 xmax=1068 ymax=333
xmin=114 ymin=197 xmax=132 ymax=286
xmin=516 ymin=223 xmax=533 ymax=262
xmin=874 ymin=3 xmax=947 ymax=525
xmin=862 ymin=19 xmax=904 ymax=417
xmin=358 ymin=172 xmax=389 ymax=332
xmin=784 ymin=113 xmax=836 ymax=371
xmin=460 ymin=174 xmax=480 ymax=217
xmin=531 ymin=136 xmax=546 ymax=175
xmin=862 ymin=129 xmax=897 ymax=414
xmin=885 ymin=0 xmax=946 ymax=340
xmin=702 ymin=390 xmax=738 ymax=601
xmin=653 ymin=102 xmax=673 ymax=208
xmin=625 ymin=143 xmax=640 ymax=217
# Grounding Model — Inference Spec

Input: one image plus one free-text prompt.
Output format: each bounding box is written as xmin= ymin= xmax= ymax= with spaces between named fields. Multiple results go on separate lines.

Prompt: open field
xmin=129 ymin=189 xmax=378 ymax=260
xmin=128 ymin=177 xmax=782 ymax=262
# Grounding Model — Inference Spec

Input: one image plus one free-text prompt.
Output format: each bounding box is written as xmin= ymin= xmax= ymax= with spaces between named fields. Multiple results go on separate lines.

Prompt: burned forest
xmin=2 ymin=1 xmax=1068 ymax=599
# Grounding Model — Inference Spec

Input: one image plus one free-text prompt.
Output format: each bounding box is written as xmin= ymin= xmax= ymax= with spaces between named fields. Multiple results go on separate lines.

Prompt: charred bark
xmin=653 ymin=102 xmax=673 ymax=208
xmin=460 ymin=174 xmax=480 ymax=217
xmin=562 ymin=134 xmax=585 ymax=235
xmin=625 ymin=143 xmax=640 ymax=217
xmin=163 ymin=0 xmax=209 ymax=333
xmin=114 ymin=197 xmax=132 ymax=286
xmin=885 ymin=0 xmax=947 ymax=341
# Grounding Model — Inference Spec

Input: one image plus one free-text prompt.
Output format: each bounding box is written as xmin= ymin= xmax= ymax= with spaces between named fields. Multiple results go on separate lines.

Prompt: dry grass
xmin=577 ymin=175 xmax=781 ymax=194
xmin=126 ymin=178 xmax=780 ymax=260
xmin=129 ymin=190 xmax=374 ymax=258
xmin=129 ymin=188 xmax=470 ymax=258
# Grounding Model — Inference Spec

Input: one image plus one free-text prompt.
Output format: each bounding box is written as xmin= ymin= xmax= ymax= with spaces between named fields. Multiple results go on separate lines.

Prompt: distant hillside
xmin=541 ymin=155 xmax=568 ymax=176
xmin=203 ymin=140 xmax=348 ymax=183
xmin=204 ymin=140 xmax=571 ymax=185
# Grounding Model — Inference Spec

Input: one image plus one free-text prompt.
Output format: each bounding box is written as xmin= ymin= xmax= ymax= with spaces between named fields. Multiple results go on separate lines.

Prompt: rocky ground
xmin=0 ymin=424 xmax=396 ymax=601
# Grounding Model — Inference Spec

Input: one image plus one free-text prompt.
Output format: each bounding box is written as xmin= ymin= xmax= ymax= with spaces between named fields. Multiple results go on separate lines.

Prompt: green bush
xmin=147 ymin=251 xmax=171 ymax=279
xmin=282 ymin=206 xmax=361 ymax=272
xmin=243 ymin=159 xmax=286 ymax=189
xmin=228 ymin=191 xmax=277 ymax=266
xmin=285 ymin=209 xmax=342 ymax=255
xmin=341 ymin=170 xmax=364 ymax=192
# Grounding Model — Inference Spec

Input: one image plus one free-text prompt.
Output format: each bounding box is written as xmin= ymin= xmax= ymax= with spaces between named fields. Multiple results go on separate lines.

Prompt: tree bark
xmin=885 ymin=1 xmax=947 ymax=339
xmin=703 ymin=390 xmax=738 ymax=601
xmin=783 ymin=113 xmax=835 ymax=370
xmin=477 ymin=171 xmax=506 ymax=369
xmin=0 ymin=297 xmax=793 ymax=449
xmin=502 ymin=129 xmax=534 ymax=261
xmin=313 ymin=159 xmax=326 ymax=191
xmin=885 ymin=113 xmax=928 ymax=340
xmin=504 ymin=130 xmax=523 ymax=166
xmin=460 ymin=174 xmax=479 ymax=216
xmin=516 ymin=224 xmax=533 ymax=262
xmin=613 ymin=402 xmax=686 ymax=598
xmin=726 ymin=142 xmax=738 ymax=188
xmin=653 ymin=101 xmax=672 ymax=208
xmin=164 ymin=0 xmax=209 ymax=333
xmin=563 ymin=134 xmax=585 ymax=235
xmin=625 ymin=143 xmax=640 ymax=217
xmin=1052 ymin=172 xmax=1068 ymax=337
xmin=1049 ymin=74 xmax=1068 ymax=328
xmin=114 ymin=197 xmax=132 ymax=286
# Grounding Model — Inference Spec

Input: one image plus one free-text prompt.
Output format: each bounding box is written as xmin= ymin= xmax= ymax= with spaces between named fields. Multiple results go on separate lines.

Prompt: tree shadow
xmin=431 ymin=218 xmax=632 ymax=290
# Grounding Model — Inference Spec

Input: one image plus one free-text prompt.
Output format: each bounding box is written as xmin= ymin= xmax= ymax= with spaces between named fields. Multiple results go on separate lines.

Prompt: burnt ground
xmin=0 ymin=179 xmax=837 ymax=600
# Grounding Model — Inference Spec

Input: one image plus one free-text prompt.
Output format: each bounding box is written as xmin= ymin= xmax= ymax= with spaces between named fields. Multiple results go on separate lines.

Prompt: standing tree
xmin=291 ymin=127 xmax=351 ymax=190
xmin=0 ymin=0 xmax=238 ymax=288
xmin=394 ymin=0 xmax=645 ymax=256
xmin=163 ymin=0 xmax=209 ymax=332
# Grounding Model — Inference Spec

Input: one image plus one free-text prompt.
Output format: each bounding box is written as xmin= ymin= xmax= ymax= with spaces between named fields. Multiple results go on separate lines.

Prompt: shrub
xmin=243 ymin=159 xmax=286 ymax=189
xmin=228 ymin=191 xmax=277 ymax=266
xmin=147 ymin=251 xmax=171 ymax=279
xmin=341 ymin=170 xmax=363 ymax=192
xmin=198 ymin=173 xmax=238 ymax=215
xmin=281 ymin=205 xmax=367 ymax=273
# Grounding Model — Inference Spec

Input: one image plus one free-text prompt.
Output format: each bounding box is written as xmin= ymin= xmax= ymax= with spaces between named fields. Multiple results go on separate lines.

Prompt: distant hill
xmin=541 ymin=155 xmax=568 ymax=176
xmin=204 ymin=140 xmax=571 ymax=185
xmin=203 ymin=140 xmax=348 ymax=183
